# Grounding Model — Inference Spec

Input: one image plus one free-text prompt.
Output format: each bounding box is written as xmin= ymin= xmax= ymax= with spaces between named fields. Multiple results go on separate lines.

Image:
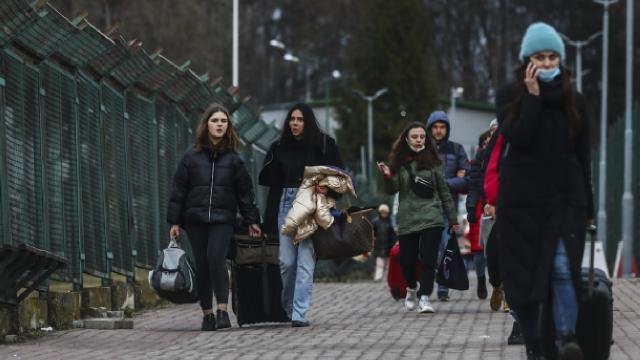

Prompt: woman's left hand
xmin=450 ymin=223 xmax=460 ymax=233
xmin=248 ymin=224 xmax=262 ymax=238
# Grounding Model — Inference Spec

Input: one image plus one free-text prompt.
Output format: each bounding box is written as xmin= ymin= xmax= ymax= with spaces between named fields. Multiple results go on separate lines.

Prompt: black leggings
xmin=185 ymin=223 xmax=234 ymax=310
xmin=485 ymin=222 xmax=501 ymax=288
xmin=398 ymin=227 xmax=443 ymax=297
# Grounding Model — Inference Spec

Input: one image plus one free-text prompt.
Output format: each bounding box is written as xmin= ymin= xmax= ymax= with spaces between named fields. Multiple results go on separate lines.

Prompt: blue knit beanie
xmin=519 ymin=22 xmax=565 ymax=62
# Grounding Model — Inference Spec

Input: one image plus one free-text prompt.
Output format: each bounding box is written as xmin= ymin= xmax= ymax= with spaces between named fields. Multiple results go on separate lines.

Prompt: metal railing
xmin=0 ymin=0 xmax=278 ymax=289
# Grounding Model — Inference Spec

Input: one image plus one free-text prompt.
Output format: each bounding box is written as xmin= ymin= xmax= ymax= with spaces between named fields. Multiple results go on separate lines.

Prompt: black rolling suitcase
xmin=575 ymin=227 xmax=613 ymax=360
xmin=230 ymin=234 xmax=289 ymax=327
xmin=542 ymin=226 xmax=614 ymax=359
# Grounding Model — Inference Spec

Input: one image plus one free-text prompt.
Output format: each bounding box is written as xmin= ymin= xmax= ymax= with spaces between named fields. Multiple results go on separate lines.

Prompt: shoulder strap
xmin=402 ymin=163 xmax=415 ymax=178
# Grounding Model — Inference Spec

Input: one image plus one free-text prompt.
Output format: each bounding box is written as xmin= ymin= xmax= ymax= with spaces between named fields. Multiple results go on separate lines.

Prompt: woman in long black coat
xmin=496 ymin=22 xmax=594 ymax=359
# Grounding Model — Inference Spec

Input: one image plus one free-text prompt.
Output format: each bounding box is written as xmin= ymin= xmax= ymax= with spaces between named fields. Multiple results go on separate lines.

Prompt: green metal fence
xmin=0 ymin=1 xmax=275 ymax=289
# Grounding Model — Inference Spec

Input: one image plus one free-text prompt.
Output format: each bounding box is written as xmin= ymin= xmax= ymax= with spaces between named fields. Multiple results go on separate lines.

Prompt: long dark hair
xmin=504 ymin=63 xmax=581 ymax=138
xmin=195 ymin=103 xmax=240 ymax=151
xmin=280 ymin=103 xmax=325 ymax=147
xmin=388 ymin=122 xmax=442 ymax=172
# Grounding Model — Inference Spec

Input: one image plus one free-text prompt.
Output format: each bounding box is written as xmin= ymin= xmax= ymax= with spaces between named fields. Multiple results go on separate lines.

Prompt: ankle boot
xmin=525 ymin=338 xmax=544 ymax=360
xmin=216 ymin=309 xmax=231 ymax=329
xmin=201 ymin=313 xmax=216 ymax=331
xmin=477 ymin=276 xmax=488 ymax=299
xmin=557 ymin=334 xmax=583 ymax=360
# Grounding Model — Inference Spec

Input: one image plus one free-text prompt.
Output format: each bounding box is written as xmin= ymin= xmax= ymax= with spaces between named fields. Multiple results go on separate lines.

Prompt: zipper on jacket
xmin=208 ymin=159 xmax=216 ymax=222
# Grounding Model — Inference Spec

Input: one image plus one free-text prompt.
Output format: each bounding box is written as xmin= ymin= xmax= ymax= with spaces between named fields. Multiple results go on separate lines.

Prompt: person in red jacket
xmin=483 ymin=127 xmax=524 ymax=346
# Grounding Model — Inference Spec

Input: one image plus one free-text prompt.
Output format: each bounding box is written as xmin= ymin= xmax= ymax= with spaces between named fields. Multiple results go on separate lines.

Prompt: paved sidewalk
xmin=1 ymin=277 xmax=638 ymax=359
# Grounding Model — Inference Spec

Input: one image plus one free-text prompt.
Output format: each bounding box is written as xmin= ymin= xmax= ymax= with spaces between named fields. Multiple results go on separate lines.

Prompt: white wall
xmin=446 ymin=106 xmax=495 ymax=158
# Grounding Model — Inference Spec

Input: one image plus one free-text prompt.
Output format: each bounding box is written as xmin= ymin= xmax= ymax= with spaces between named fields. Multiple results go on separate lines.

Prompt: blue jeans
xmin=278 ymin=188 xmax=315 ymax=323
xmin=437 ymin=216 xmax=450 ymax=295
xmin=464 ymin=252 xmax=487 ymax=279
xmin=514 ymin=239 xmax=578 ymax=340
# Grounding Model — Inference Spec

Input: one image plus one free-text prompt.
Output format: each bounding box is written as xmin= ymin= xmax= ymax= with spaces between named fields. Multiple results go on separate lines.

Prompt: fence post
xmin=99 ymin=85 xmax=112 ymax=287
xmin=0 ymin=73 xmax=8 ymax=245
xmin=73 ymin=70 xmax=84 ymax=291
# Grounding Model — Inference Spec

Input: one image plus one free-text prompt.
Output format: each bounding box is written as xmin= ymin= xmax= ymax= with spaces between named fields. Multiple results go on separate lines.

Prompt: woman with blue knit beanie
xmin=494 ymin=22 xmax=594 ymax=360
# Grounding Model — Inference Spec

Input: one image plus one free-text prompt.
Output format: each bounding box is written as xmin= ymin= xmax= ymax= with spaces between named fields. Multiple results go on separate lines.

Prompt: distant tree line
xmin=51 ymin=0 xmax=638 ymax=170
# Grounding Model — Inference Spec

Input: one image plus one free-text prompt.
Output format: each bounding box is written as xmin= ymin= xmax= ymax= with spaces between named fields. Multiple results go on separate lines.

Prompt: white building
xmin=443 ymin=100 xmax=496 ymax=158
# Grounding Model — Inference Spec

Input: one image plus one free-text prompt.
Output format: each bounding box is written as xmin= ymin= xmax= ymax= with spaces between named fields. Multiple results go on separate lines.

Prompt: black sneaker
xmin=291 ymin=320 xmax=310 ymax=327
xmin=216 ymin=310 xmax=231 ymax=329
xmin=201 ymin=313 xmax=216 ymax=331
xmin=557 ymin=334 xmax=583 ymax=360
xmin=507 ymin=321 xmax=525 ymax=345
xmin=477 ymin=276 xmax=488 ymax=299
xmin=437 ymin=291 xmax=450 ymax=302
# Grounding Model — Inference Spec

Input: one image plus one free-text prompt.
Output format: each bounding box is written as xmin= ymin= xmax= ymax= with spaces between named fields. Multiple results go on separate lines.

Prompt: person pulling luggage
xmin=259 ymin=103 xmax=343 ymax=327
xmin=167 ymin=103 xmax=262 ymax=331
xmin=496 ymin=22 xmax=594 ymax=359
xmin=377 ymin=122 xmax=458 ymax=313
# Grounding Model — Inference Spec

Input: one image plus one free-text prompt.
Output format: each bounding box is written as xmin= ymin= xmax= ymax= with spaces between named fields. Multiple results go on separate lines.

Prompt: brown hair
xmin=388 ymin=122 xmax=442 ymax=172
xmin=195 ymin=103 xmax=240 ymax=151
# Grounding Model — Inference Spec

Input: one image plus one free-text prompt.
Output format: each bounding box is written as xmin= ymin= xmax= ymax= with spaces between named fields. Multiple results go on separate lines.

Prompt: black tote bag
xmin=436 ymin=230 xmax=469 ymax=290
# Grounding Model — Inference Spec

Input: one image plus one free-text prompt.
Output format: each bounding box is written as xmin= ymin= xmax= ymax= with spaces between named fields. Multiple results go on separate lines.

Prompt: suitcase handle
xmin=586 ymin=225 xmax=597 ymax=297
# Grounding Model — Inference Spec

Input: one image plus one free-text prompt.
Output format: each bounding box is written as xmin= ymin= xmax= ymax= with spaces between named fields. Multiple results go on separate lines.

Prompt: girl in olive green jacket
xmin=377 ymin=122 xmax=458 ymax=313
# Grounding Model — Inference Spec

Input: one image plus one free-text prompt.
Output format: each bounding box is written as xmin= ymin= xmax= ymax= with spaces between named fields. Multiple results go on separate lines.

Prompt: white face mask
xmin=538 ymin=67 xmax=561 ymax=82
xmin=407 ymin=143 xmax=425 ymax=152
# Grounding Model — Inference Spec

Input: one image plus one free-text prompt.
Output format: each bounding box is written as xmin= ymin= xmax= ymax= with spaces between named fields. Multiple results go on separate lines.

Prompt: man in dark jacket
xmin=426 ymin=110 xmax=469 ymax=301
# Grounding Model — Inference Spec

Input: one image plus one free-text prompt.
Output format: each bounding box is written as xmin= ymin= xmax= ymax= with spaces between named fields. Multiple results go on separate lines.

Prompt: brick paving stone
xmin=1 ymin=276 xmax=638 ymax=359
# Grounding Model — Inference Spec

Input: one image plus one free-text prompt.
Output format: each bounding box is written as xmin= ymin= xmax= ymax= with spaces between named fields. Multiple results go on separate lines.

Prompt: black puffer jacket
xmin=167 ymin=145 xmax=260 ymax=227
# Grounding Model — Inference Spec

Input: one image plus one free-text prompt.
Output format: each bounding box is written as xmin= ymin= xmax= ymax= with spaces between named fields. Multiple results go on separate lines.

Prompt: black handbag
xmin=436 ymin=230 xmax=469 ymax=290
xmin=312 ymin=208 xmax=374 ymax=260
xmin=403 ymin=164 xmax=434 ymax=199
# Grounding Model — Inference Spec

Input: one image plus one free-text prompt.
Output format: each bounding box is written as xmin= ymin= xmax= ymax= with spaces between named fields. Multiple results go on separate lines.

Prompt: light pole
xmin=321 ymin=70 xmax=342 ymax=134
xmin=594 ymin=0 xmax=618 ymax=254
xmin=560 ymin=32 xmax=602 ymax=92
xmin=232 ymin=0 xmax=239 ymax=87
xmin=621 ymin=0 xmax=634 ymax=277
xmin=270 ymin=39 xmax=316 ymax=102
xmin=353 ymin=87 xmax=388 ymax=192
xmin=449 ymin=87 xmax=464 ymax=121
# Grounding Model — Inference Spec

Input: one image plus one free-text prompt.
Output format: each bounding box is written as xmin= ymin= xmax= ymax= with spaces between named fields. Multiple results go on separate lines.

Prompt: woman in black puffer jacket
xmin=167 ymin=103 xmax=261 ymax=331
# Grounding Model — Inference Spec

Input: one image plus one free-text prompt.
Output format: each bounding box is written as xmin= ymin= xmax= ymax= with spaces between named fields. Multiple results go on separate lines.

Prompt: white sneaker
xmin=404 ymin=282 xmax=420 ymax=311
xmin=418 ymin=295 xmax=435 ymax=313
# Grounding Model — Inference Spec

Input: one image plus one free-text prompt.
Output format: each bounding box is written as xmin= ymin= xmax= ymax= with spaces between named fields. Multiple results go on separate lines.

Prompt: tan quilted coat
xmin=281 ymin=166 xmax=356 ymax=243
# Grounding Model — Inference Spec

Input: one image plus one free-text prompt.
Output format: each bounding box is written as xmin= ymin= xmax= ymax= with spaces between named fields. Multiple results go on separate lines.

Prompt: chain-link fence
xmin=0 ymin=0 xmax=277 ymax=289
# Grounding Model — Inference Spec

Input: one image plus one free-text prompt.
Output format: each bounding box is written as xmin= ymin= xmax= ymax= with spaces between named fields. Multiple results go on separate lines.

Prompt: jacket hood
xmin=425 ymin=110 xmax=451 ymax=142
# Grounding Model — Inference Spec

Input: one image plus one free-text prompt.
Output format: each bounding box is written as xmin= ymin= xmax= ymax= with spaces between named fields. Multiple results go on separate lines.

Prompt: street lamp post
xmin=232 ymin=0 xmax=239 ymax=87
xmin=621 ymin=0 xmax=634 ymax=277
xmin=353 ymin=87 xmax=388 ymax=193
xmin=321 ymin=70 xmax=341 ymax=134
xmin=449 ymin=87 xmax=464 ymax=121
xmin=593 ymin=0 xmax=618 ymax=254
xmin=560 ymin=32 xmax=602 ymax=93
xmin=270 ymin=39 xmax=316 ymax=102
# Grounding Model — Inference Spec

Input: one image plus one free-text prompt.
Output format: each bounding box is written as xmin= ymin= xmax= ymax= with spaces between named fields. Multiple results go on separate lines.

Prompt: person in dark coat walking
xmin=258 ymin=103 xmax=342 ymax=327
xmin=497 ymin=22 xmax=594 ymax=359
xmin=167 ymin=103 xmax=262 ymax=331
xmin=372 ymin=204 xmax=396 ymax=281
xmin=426 ymin=110 xmax=469 ymax=301
xmin=465 ymin=130 xmax=492 ymax=300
